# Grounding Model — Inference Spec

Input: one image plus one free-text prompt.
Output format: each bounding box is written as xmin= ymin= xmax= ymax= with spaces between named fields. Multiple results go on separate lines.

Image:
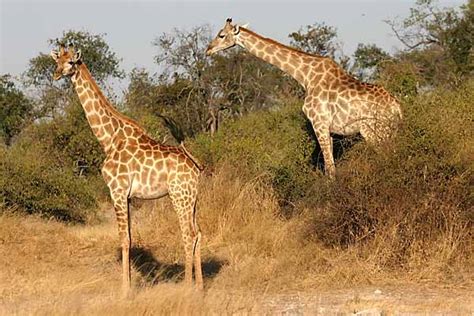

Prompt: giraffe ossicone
xmin=207 ymin=19 xmax=402 ymax=178
xmin=51 ymin=44 xmax=204 ymax=295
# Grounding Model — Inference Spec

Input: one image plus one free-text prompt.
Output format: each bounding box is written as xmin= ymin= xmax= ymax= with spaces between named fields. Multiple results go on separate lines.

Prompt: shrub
xmin=0 ymin=143 xmax=101 ymax=222
xmin=191 ymin=101 xmax=318 ymax=214
xmin=18 ymin=102 xmax=104 ymax=176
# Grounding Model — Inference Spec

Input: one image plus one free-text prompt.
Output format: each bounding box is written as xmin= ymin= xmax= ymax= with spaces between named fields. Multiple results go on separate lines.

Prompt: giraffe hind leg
xmin=170 ymin=190 xmax=202 ymax=289
xmin=192 ymin=201 xmax=203 ymax=289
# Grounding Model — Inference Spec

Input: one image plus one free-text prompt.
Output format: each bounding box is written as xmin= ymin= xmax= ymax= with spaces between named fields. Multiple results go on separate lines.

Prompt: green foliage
xmin=19 ymin=102 xmax=105 ymax=176
xmin=387 ymin=0 xmax=473 ymax=87
xmin=289 ymin=22 xmax=350 ymax=70
xmin=128 ymin=26 xmax=298 ymax=139
xmin=289 ymin=22 xmax=338 ymax=57
xmin=24 ymin=30 xmax=124 ymax=119
xmin=0 ymin=75 xmax=34 ymax=145
xmin=377 ymin=59 xmax=421 ymax=98
xmin=0 ymin=144 xmax=100 ymax=222
xmin=191 ymin=102 xmax=317 ymax=212
xmin=25 ymin=30 xmax=124 ymax=87
xmin=352 ymin=43 xmax=391 ymax=82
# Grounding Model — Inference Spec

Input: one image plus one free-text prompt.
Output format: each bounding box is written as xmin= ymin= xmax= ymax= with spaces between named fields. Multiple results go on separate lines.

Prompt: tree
xmin=352 ymin=43 xmax=391 ymax=81
xmin=0 ymin=75 xmax=33 ymax=145
xmin=24 ymin=30 xmax=125 ymax=118
xmin=289 ymin=22 xmax=339 ymax=57
xmin=386 ymin=0 xmax=473 ymax=86
xmin=288 ymin=22 xmax=350 ymax=70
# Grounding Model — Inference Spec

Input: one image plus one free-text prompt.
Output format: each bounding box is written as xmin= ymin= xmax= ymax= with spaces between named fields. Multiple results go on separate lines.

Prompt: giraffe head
xmin=50 ymin=45 xmax=82 ymax=80
xmin=206 ymin=18 xmax=243 ymax=56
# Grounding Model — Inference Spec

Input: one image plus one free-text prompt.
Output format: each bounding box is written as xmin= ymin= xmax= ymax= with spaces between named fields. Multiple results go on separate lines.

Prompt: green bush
xmin=191 ymin=101 xmax=318 ymax=214
xmin=19 ymin=102 xmax=104 ymax=176
xmin=0 ymin=143 xmax=101 ymax=222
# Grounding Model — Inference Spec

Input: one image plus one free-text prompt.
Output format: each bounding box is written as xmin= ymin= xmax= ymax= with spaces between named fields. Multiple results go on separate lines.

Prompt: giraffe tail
xmin=179 ymin=141 xmax=205 ymax=172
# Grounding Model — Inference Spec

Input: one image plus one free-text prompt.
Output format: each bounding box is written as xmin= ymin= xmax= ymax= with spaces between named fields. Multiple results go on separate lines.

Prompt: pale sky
xmin=0 ymin=0 xmax=465 ymax=93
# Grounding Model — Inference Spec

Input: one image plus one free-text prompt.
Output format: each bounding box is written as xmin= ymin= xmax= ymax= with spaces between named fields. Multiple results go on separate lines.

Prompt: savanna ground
xmin=0 ymin=165 xmax=472 ymax=315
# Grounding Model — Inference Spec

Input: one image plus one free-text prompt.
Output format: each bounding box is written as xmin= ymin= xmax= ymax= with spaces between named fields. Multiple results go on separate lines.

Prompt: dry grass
xmin=1 ymin=165 xmax=473 ymax=314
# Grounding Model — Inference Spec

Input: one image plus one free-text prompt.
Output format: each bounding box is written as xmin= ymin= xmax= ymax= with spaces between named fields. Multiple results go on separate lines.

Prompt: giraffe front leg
xmin=303 ymin=97 xmax=336 ymax=179
xmin=112 ymin=192 xmax=132 ymax=297
xmin=314 ymin=126 xmax=336 ymax=179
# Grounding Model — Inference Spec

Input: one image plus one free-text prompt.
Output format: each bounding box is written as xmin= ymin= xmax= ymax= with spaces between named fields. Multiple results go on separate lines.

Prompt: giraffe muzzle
xmin=205 ymin=47 xmax=214 ymax=56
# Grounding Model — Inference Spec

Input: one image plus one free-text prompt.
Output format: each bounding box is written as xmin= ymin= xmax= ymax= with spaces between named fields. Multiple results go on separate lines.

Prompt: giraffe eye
xmin=218 ymin=33 xmax=225 ymax=39
xmin=68 ymin=61 xmax=75 ymax=65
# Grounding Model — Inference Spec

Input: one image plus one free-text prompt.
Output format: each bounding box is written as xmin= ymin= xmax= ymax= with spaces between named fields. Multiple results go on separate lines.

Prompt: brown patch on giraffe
xmin=128 ymin=138 xmax=138 ymax=147
xmin=80 ymin=94 xmax=90 ymax=105
xmin=276 ymin=51 xmax=287 ymax=62
xmin=255 ymin=41 xmax=265 ymax=50
xmin=141 ymin=144 xmax=153 ymax=152
xmin=265 ymin=45 xmax=276 ymax=55
xmin=288 ymin=57 xmax=299 ymax=67
xmin=185 ymin=158 xmax=194 ymax=169
xmin=103 ymin=123 xmax=114 ymax=136
xmin=118 ymin=163 xmax=128 ymax=174
xmin=135 ymin=150 xmax=145 ymax=160
xmin=120 ymin=150 xmax=132 ymax=162
xmin=88 ymin=114 xmax=100 ymax=126
xmin=111 ymin=118 xmax=119 ymax=130
xmin=328 ymin=91 xmax=338 ymax=102
xmin=144 ymin=158 xmax=154 ymax=167
xmin=166 ymin=158 xmax=176 ymax=170
xmin=246 ymin=35 xmax=257 ymax=45
xmin=123 ymin=126 xmax=133 ymax=136
xmin=314 ymin=62 xmax=324 ymax=73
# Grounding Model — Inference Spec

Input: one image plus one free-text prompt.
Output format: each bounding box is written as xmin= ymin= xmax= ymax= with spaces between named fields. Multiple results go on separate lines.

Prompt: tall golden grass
xmin=1 ymin=165 xmax=472 ymax=314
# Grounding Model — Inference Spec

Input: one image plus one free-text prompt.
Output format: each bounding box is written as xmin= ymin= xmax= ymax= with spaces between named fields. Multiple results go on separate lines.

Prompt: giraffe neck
xmin=71 ymin=63 xmax=144 ymax=155
xmin=238 ymin=28 xmax=318 ymax=87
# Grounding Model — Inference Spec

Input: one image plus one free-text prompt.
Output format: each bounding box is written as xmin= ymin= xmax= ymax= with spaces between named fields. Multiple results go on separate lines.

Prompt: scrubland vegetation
xmin=1 ymin=0 xmax=473 ymax=314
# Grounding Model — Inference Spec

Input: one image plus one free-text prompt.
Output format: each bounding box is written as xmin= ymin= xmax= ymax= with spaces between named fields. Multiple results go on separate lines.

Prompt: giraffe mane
xmin=240 ymin=27 xmax=324 ymax=59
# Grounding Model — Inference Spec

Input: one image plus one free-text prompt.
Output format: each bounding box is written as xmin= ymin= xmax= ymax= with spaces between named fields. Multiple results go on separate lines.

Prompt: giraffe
xmin=50 ymin=45 xmax=204 ymax=295
xmin=206 ymin=18 xmax=402 ymax=178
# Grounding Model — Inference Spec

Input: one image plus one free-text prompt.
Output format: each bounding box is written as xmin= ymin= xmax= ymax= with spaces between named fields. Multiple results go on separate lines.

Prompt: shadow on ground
xmin=117 ymin=246 xmax=227 ymax=286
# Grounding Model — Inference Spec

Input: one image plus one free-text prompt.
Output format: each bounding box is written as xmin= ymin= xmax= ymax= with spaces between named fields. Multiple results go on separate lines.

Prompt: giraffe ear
xmin=241 ymin=23 xmax=249 ymax=29
xmin=73 ymin=49 xmax=82 ymax=63
xmin=50 ymin=50 xmax=59 ymax=61
xmin=233 ymin=25 xmax=240 ymax=35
